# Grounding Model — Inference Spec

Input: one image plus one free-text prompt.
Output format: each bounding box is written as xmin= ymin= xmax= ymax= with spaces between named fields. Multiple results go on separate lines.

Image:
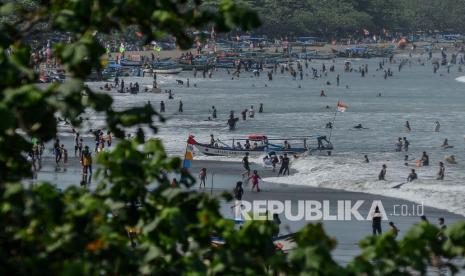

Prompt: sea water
xmin=84 ymin=53 xmax=465 ymax=216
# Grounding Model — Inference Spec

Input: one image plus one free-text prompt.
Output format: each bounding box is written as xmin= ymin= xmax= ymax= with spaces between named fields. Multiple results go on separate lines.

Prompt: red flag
xmin=187 ymin=135 xmax=197 ymax=145
xmin=337 ymin=101 xmax=348 ymax=112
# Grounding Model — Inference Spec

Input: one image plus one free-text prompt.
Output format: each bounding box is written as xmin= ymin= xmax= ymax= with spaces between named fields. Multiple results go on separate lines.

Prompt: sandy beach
xmin=32 ymin=153 xmax=464 ymax=265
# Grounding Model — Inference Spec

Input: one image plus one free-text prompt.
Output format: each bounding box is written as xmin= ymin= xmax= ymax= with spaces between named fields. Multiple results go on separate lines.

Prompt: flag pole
xmin=328 ymin=102 xmax=339 ymax=142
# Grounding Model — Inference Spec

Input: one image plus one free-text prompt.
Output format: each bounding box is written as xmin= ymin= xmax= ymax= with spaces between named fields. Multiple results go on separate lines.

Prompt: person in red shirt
xmin=248 ymin=170 xmax=262 ymax=192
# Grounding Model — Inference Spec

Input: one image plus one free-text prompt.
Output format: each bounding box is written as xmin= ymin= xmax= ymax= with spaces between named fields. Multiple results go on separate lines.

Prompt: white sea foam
xmin=456 ymin=76 xmax=465 ymax=83
xmin=264 ymin=154 xmax=465 ymax=216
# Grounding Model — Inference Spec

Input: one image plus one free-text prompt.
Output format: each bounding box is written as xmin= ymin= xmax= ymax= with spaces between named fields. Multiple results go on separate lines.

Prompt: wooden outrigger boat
xmin=188 ymin=134 xmax=333 ymax=157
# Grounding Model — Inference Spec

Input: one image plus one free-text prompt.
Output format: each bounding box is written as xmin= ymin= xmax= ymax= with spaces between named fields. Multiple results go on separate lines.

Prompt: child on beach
xmin=248 ymin=170 xmax=262 ymax=192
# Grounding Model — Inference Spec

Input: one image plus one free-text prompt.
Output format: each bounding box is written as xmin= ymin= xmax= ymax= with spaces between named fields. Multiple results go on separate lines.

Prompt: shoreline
xmin=110 ymin=41 xmax=462 ymax=61
xmin=35 ymin=133 xmax=465 ymax=218
xmin=31 ymin=157 xmax=464 ymax=264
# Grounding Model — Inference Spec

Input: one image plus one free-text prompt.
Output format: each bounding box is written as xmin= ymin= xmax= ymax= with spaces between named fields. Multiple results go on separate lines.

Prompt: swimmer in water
xmin=353 ymin=124 xmax=363 ymax=129
xmin=378 ymin=164 xmax=387 ymax=180
xmin=437 ymin=162 xmax=445 ymax=180
xmin=407 ymin=169 xmax=418 ymax=182
xmin=405 ymin=121 xmax=411 ymax=132
xmin=364 ymin=155 xmax=369 ymax=163
xmin=441 ymin=138 xmax=452 ymax=149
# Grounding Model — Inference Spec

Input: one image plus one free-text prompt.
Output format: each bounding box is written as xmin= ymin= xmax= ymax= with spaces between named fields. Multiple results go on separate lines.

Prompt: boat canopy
xmin=248 ymin=134 xmax=268 ymax=141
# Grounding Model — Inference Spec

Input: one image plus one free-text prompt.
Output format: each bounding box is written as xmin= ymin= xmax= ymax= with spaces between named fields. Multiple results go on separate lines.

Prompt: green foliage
xmin=1 ymin=0 xmax=465 ymax=275
xmin=288 ymin=223 xmax=347 ymax=275
xmin=209 ymin=0 xmax=465 ymax=37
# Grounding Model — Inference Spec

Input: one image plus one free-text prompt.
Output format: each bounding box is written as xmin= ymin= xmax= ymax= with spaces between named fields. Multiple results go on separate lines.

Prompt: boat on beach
xmin=120 ymin=59 xmax=142 ymax=67
xmin=189 ymin=134 xmax=333 ymax=157
xmin=153 ymin=67 xmax=183 ymax=74
xmin=152 ymin=61 xmax=183 ymax=74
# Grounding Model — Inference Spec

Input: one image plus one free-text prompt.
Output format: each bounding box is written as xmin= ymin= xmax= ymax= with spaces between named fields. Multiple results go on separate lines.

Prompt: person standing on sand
xmin=389 ymin=221 xmax=399 ymax=238
xmin=74 ymin=133 xmax=80 ymax=156
xmin=378 ymin=164 xmax=387 ymax=180
xmin=241 ymin=152 xmax=251 ymax=178
xmin=234 ymin=181 xmax=244 ymax=201
xmin=54 ymin=138 xmax=61 ymax=164
xmin=198 ymin=168 xmax=207 ymax=188
xmin=61 ymin=144 xmax=68 ymax=164
xmin=107 ymin=131 xmax=112 ymax=147
xmin=278 ymin=153 xmax=290 ymax=176
xmin=248 ymin=170 xmax=262 ymax=192
xmin=259 ymin=103 xmax=263 ymax=113
xmin=178 ymin=100 xmax=183 ymax=113
xmin=372 ymin=206 xmax=382 ymax=236
xmin=81 ymin=146 xmax=93 ymax=175
xmin=231 ymin=181 xmax=244 ymax=218
xmin=273 ymin=213 xmax=281 ymax=237
xmin=160 ymin=101 xmax=165 ymax=113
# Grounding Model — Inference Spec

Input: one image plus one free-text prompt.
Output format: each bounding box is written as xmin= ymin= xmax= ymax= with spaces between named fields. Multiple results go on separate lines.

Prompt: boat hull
xmin=194 ymin=143 xmax=308 ymax=157
xmin=153 ymin=68 xmax=183 ymax=74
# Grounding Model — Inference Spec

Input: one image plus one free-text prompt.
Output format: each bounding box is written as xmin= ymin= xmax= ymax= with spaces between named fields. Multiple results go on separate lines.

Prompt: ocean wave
xmin=456 ymin=76 xmax=465 ymax=83
xmin=263 ymin=154 xmax=465 ymax=216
